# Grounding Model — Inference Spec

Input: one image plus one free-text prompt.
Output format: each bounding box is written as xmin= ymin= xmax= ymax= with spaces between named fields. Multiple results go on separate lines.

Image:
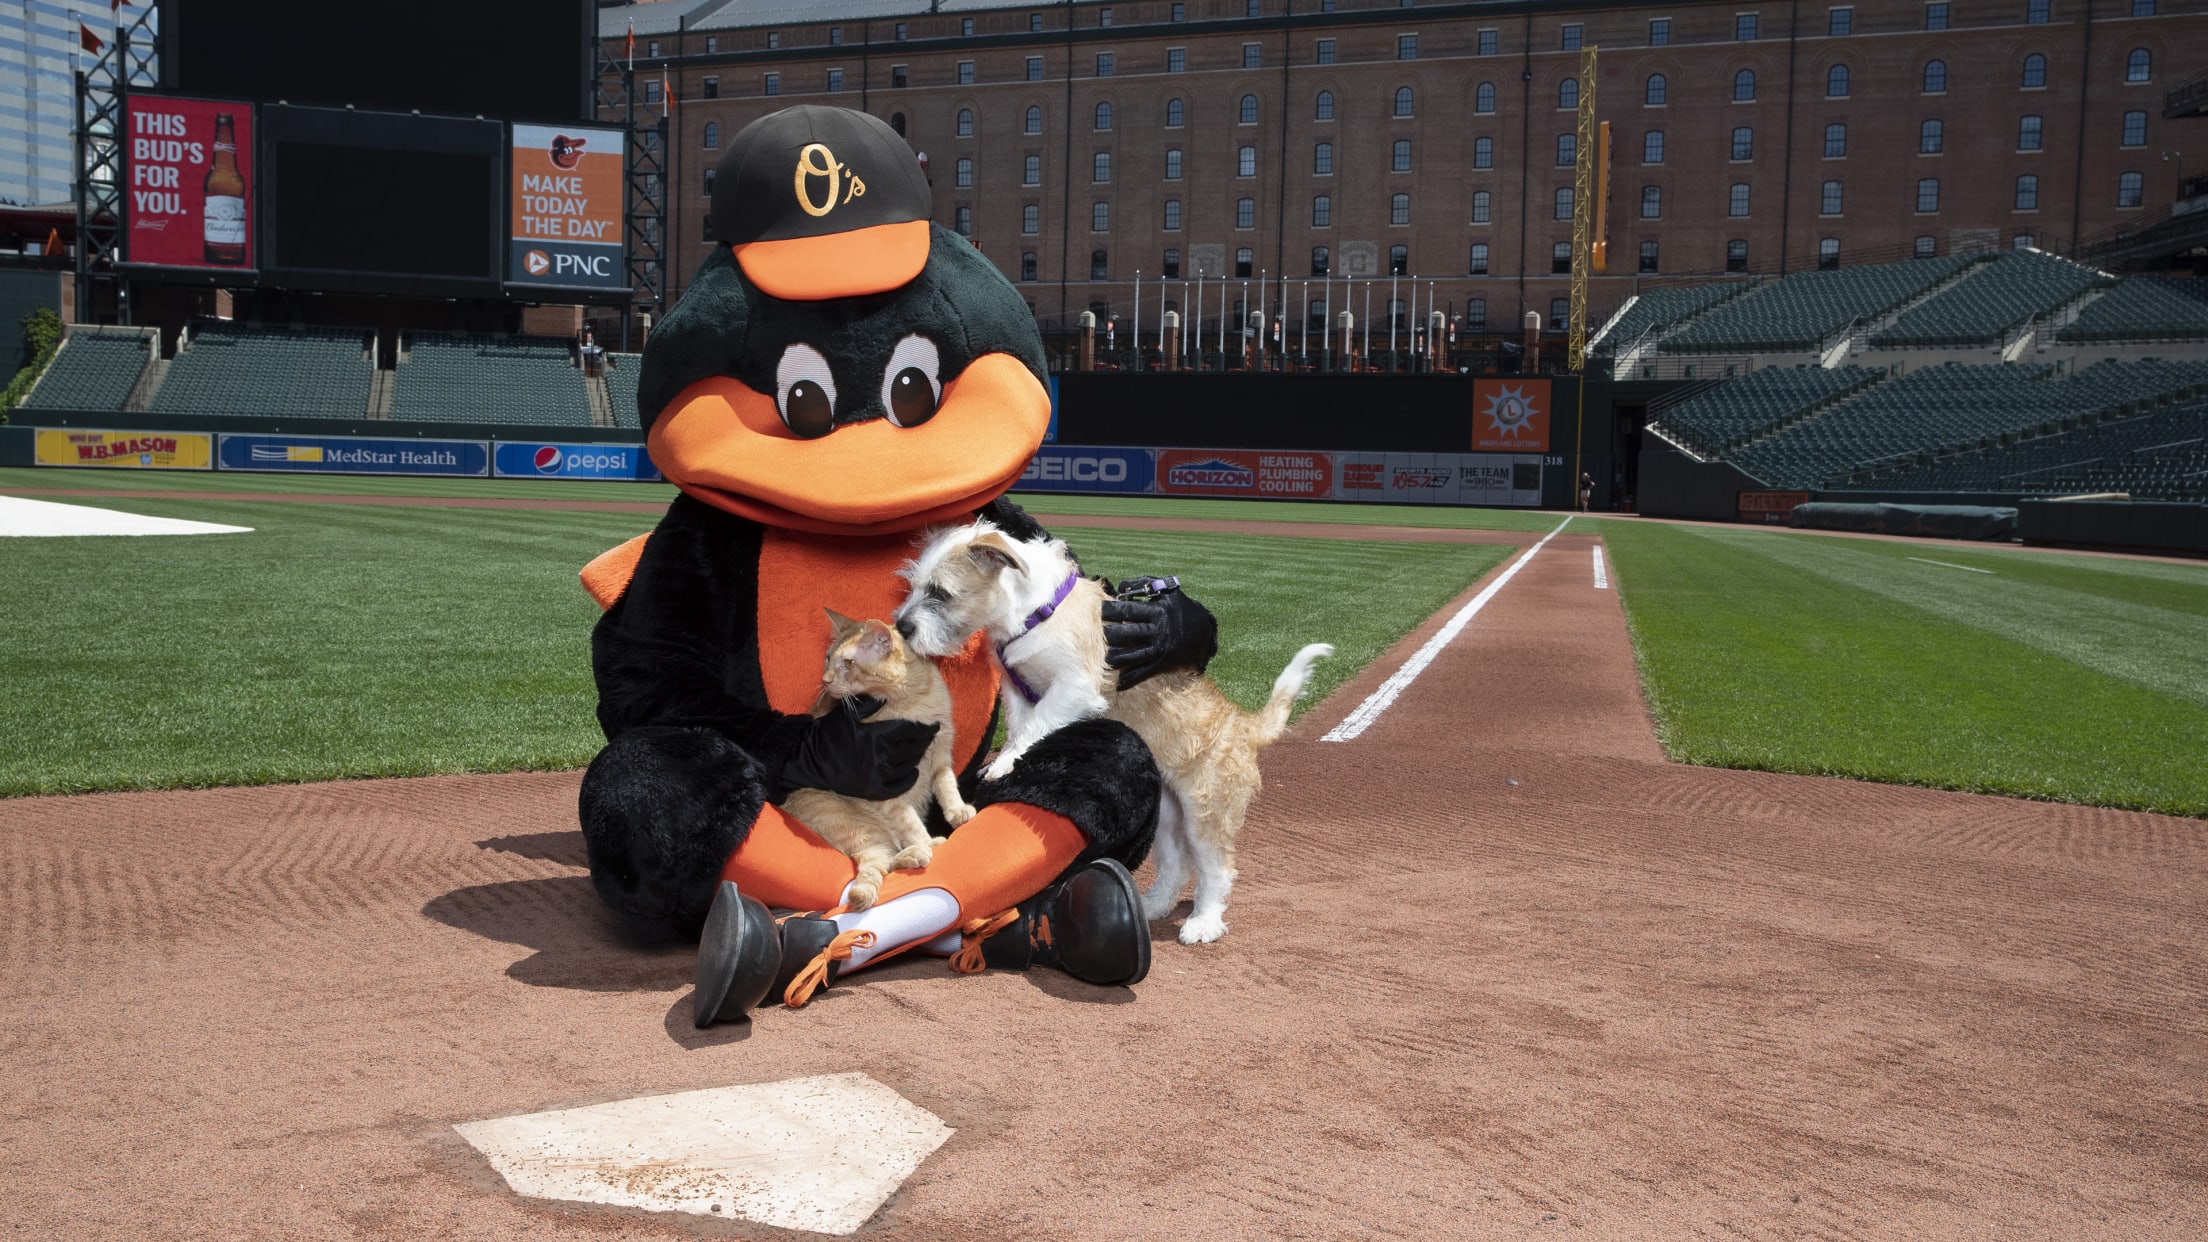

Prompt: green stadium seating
xmin=606 ymin=353 xmax=642 ymax=429
xmin=1661 ymin=255 xmax=1979 ymax=354
xmin=1868 ymin=251 xmax=2107 ymax=348
xmin=2055 ymin=277 xmax=2208 ymax=343
xmin=1858 ymin=397 xmax=2208 ymax=501
xmin=1653 ymin=366 xmax=1880 ymax=456
xmin=1591 ymin=282 xmax=1756 ymax=356
xmin=19 ymin=330 xmax=152 ymax=411
xmin=389 ymin=333 xmax=592 ymax=427
xmin=149 ymin=321 xmax=373 ymax=418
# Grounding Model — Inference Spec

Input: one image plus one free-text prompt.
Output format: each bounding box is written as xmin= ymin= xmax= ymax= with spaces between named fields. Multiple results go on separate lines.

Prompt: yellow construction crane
xmin=1568 ymin=43 xmax=1609 ymax=507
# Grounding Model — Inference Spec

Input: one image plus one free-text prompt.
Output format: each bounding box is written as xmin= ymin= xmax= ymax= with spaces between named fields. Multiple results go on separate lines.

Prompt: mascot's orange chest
xmin=756 ymin=526 xmax=998 ymax=770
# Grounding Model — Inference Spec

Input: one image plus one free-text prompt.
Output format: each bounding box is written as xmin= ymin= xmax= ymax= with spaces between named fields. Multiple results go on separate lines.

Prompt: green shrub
xmin=0 ymin=307 xmax=63 ymax=417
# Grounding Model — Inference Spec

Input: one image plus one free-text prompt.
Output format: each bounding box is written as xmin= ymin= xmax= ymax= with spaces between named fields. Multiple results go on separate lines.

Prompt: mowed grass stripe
xmin=0 ymin=466 xmax=678 ymax=505
xmin=1603 ymin=521 xmax=2208 ymax=818
xmin=1 ymin=497 xmax=1505 ymax=796
xmin=1014 ymin=491 xmax=1563 ymax=532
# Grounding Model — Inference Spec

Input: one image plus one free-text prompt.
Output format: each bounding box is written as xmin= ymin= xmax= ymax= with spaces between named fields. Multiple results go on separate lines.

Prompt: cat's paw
xmin=942 ymin=799 xmax=978 ymax=828
xmin=844 ymin=880 xmax=879 ymax=911
xmin=982 ymin=751 xmax=1019 ymax=781
xmin=889 ymin=842 xmax=933 ymax=871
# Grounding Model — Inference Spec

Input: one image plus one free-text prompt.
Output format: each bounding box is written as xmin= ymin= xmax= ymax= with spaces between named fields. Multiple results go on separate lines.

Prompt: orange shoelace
xmin=947 ymin=909 xmax=1022 ymax=975
xmin=781 ymin=929 xmax=875 ymax=1008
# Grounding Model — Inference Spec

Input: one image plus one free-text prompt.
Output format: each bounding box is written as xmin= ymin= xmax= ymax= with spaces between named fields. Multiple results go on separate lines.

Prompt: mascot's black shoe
xmin=977 ymin=858 xmax=1150 ymax=987
xmin=693 ymin=883 xmax=866 ymax=1025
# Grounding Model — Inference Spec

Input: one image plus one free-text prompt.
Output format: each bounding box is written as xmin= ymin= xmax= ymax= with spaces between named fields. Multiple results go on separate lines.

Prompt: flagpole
xmin=1362 ymin=279 xmax=1371 ymax=365
xmin=1132 ymin=271 xmax=1140 ymax=369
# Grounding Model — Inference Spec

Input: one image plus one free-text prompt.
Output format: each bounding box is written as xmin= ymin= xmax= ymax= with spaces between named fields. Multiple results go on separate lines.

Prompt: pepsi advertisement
xmin=217 ymin=433 xmax=488 ymax=476
xmin=1018 ymin=445 xmax=1154 ymax=494
xmin=493 ymin=441 xmax=662 ymax=481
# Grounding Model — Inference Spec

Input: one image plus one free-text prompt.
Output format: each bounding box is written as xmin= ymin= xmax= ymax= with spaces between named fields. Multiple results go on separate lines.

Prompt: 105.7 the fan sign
xmin=126 ymin=96 xmax=255 ymax=272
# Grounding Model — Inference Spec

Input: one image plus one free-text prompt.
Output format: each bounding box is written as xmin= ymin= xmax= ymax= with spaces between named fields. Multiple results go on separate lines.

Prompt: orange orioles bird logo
xmin=548 ymin=134 xmax=587 ymax=169
xmin=794 ymin=142 xmax=868 ymax=217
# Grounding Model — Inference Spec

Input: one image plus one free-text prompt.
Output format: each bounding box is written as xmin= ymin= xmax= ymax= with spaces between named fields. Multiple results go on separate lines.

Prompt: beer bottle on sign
xmin=202 ymin=114 xmax=247 ymax=265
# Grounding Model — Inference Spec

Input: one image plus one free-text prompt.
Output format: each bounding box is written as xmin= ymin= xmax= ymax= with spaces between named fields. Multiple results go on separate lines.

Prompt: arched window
xmin=1558 ymin=78 xmax=1579 ymax=109
xmin=1920 ymin=119 xmax=1943 ymax=153
xmin=2015 ymin=175 xmax=2039 ymax=211
xmin=1165 ymin=98 xmax=1183 ymax=127
xmin=1393 ymin=139 xmax=1412 ymax=172
xmin=1316 ymin=90 xmax=1334 ymax=121
xmin=890 ymin=111 xmax=905 ymax=136
xmin=2119 ymin=170 xmax=2144 ymax=207
xmin=1644 ymin=130 xmax=1664 ymax=163
xmin=703 ymin=121 xmax=720 ymax=149
xmin=1236 ymin=197 xmax=1256 ymax=228
xmin=1471 ymin=191 xmax=1492 ymax=223
xmin=1554 ymin=187 xmax=1573 ymax=220
xmin=2018 ymin=115 xmax=2042 ymax=151
xmin=2022 ymin=54 xmax=2047 ymax=89
xmin=2122 ymin=111 xmax=2147 ymax=146
xmin=1733 ymin=69 xmax=1756 ymax=101
xmin=1476 ymin=82 xmax=1496 ymax=113
xmin=1645 ymin=73 xmax=1667 ymax=106
xmin=955 ymin=205 xmax=972 ymax=235
xmin=1818 ymin=238 xmax=1840 ymax=270
xmin=1827 ymin=64 xmax=1850 ymax=97
xmin=1923 ymin=60 xmax=1947 ymax=93
xmin=1469 ymin=245 xmax=1489 ymax=274
xmin=2127 ymin=49 xmax=2151 ymax=83
xmin=1239 ymin=94 xmax=1258 ymax=124
xmin=1313 ymin=142 xmax=1333 ymax=174
xmin=1163 ymin=199 xmax=1181 ymax=230
xmin=1389 ymin=244 xmax=1408 ymax=275
xmin=1391 ymin=193 xmax=1411 ymax=225
xmin=957 ymin=157 xmax=974 ymax=187
xmin=1821 ymin=179 xmax=1843 ymax=215
xmin=1641 ymin=185 xmax=1662 ymax=219
xmin=1474 ymin=137 xmax=1494 ymax=169
xmin=1915 ymin=235 xmax=1937 ymax=258
xmin=1824 ymin=123 xmax=1846 ymax=158
xmin=1094 ymin=101 xmax=1113 ymax=130
xmin=957 ymin=108 xmax=974 ymax=137
xmin=1093 ymin=202 xmax=1110 ymax=230
xmin=1093 ymin=152 xmax=1111 ymax=182
xmin=1025 ymin=105 xmax=1042 ymax=134
xmin=1394 ymin=86 xmax=1414 ymax=117
xmin=1311 ymin=246 xmax=1330 ymax=276
xmin=1312 ymin=195 xmax=1331 ymax=227
xmin=1916 ymin=178 xmax=1939 ymax=212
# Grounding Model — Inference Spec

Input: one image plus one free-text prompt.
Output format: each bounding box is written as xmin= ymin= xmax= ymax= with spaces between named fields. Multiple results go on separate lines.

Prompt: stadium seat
xmin=1652 ymin=366 xmax=1880 ymax=456
xmin=605 ymin=354 xmax=642 ymax=429
xmin=388 ymin=333 xmax=594 ymax=427
xmin=1590 ymin=282 xmax=1756 ymax=356
xmin=1661 ymin=255 xmax=1978 ymax=354
xmin=19 ymin=330 xmax=153 ymax=412
xmin=1867 ymin=251 xmax=2108 ymax=348
xmin=2055 ymin=277 xmax=2208 ymax=344
xmin=148 ymin=321 xmax=374 ymax=419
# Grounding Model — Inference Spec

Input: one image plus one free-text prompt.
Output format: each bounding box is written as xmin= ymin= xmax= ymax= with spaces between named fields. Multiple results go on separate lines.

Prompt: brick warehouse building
xmin=601 ymin=0 xmax=2208 ymax=347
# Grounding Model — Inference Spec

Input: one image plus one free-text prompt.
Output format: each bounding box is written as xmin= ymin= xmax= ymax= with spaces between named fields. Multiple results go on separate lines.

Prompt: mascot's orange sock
xmin=720 ymin=802 xmax=1084 ymax=975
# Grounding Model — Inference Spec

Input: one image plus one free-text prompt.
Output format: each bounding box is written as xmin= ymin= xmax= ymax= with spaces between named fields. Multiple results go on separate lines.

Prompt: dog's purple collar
xmin=994 ymin=570 xmax=1083 ymax=706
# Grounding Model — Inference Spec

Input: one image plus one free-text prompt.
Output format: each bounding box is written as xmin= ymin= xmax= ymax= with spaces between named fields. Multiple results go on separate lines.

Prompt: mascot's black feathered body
xmin=574 ymin=106 xmax=1217 ymax=1021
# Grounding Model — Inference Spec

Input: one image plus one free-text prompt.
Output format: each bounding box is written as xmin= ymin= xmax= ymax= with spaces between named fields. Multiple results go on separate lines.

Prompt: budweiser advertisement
xmin=508 ymin=123 xmax=624 ymax=291
xmin=125 ymin=96 xmax=255 ymax=271
xmin=1472 ymin=378 xmax=1550 ymax=452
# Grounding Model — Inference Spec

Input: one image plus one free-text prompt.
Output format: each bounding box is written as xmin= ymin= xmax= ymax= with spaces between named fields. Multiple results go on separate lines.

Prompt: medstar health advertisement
xmin=125 ymin=96 xmax=256 ymax=271
xmin=509 ymin=124 xmax=624 ymax=291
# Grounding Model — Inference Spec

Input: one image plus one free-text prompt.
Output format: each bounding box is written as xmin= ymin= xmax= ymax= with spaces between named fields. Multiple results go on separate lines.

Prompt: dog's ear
xmin=966 ymin=533 xmax=1019 ymax=575
xmin=823 ymin=608 xmax=859 ymax=638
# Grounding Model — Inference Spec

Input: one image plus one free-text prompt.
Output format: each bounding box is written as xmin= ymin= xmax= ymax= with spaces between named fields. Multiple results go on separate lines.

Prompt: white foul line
xmin=1906 ymin=556 xmax=1994 ymax=574
xmin=1592 ymin=545 xmax=1609 ymax=589
xmin=1321 ymin=516 xmax=1574 ymax=742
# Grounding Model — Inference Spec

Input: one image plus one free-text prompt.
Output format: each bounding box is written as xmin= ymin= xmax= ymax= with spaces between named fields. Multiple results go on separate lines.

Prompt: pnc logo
xmin=524 ymin=250 xmax=551 ymax=275
xmin=793 ymin=142 xmax=867 ymax=218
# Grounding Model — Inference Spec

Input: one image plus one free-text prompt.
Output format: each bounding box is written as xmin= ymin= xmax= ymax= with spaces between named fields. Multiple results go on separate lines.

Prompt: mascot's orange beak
xmin=646 ymin=352 xmax=1049 ymax=536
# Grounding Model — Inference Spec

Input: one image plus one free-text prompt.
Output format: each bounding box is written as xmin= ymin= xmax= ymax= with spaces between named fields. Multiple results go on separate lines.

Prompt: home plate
xmin=453 ymin=1073 xmax=953 ymax=1235
xmin=0 ymin=495 xmax=252 ymax=537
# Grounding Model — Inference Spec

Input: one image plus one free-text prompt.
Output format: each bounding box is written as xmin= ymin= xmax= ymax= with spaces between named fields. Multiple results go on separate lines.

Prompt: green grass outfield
xmin=1601 ymin=522 xmax=2208 ymax=818
xmin=0 ymin=490 xmax=1504 ymax=796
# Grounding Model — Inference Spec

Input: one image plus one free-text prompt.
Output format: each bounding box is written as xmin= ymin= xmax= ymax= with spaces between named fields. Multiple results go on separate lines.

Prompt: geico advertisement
xmin=35 ymin=429 xmax=214 ymax=470
xmin=508 ymin=123 xmax=624 ymax=290
xmin=493 ymin=441 xmax=662 ymax=481
xmin=1018 ymin=445 xmax=1154 ymax=493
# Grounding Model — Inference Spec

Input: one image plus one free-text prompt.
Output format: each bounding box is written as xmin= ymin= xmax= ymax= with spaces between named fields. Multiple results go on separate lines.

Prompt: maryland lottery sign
xmin=125 ymin=96 xmax=256 ymax=272
xmin=508 ymin=123 xmax=624 ymax=291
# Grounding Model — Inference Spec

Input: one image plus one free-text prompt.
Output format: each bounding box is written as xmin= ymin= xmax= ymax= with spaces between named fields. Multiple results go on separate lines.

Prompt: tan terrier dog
xmin=894 ymin=521 xmax=1331 ymax=944
xmin=780 ymin=610 xmax=976 ymax=910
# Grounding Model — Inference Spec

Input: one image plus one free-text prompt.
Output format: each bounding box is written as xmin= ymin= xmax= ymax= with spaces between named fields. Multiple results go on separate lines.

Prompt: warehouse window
xmin=1399 ymin=33 xmax=1419 ymax=60
xmin=1095 ymin=102 xmax=1113 ymax=129
xmin=1239 ymin=145 xmax=1257 ymax=177
xmin=1640 ymin=240 xmax=1660 ymax=273
xmin=1737 ymin=13 xmax=1759 ymax=39
xmin=1645 ymin=130 xmax=1665 ymax=163
xmin=1163 ymin=248 xmax=1180 ymax=277
xmin=1237 ymin=197 xmax=1256 ymax=228
xmin=1920 ymin=119 xmax=1943 ymax=153
xmin=2014 ymin=175 xmax=2038 ymax=210
xmin=1163 ymin=199 xmax=1181 ymax=230
xmin=1395 ymin=140 xmax=1413 ymax=172
xmin=958 ymin=109 xmax=974 ymax=137
xmin=1312 ymin=246 xmax=1330 ymax=275
xmin=1314 ymin=142 xmax=1333 ymax=174
xmin=1821 ymin=179 xmax=1843 ymax=215
xmin=1561 ymin=23 xmax=1582 ymax=50
xmin=960 ymin=60 xmax=976 ymax=84
xmin=1166 ymin=98 xmax=1184 ymax=127
xmin=1727 ymin=239 xmax=1749 ymax=271
xmin=1641 ymin=186 xmax=1662 ymax=218
xmin=1392 ymin=193 xmax=1411 ymax=225
xmin=1819 ymin=238 xmax=1841 ymax=269
xmin=1924 ymin=60 xmax=1947 ymax=93
xmin=1094 ymin=152 xmax=1111 ymax=182
xmin=1024 ymin=154 xmax=1041 ymax=185
xmin=1027 ymin=56 xmax=1044 ymax=82
xmin=2119 ymin=170 xmax=2144 ymax=207
xmin=2121 ymin=111 xmax=2146 ymax=146
xmin=1729 ymin=183 xmax=1751 ymax=216
xmin=2022 ymin=54 xmax=2046 ymax=89
xmin=1395 ymin=87 xmax=1414 ymax=117
xmin=1391 ymin=245 xmax=1409 ymax=275
xmin=1554 ymin=186 xmax=1574 ymax=219
xmin=2127 ymin=49 xmax=2151 ymax=83
xmin=2018 ymin=115 xmax=2042 ymax=151
xmin=1168 ymin=47 xmax=1185 ymax=72
xmin=1472 ymin=191 xmax=1492 ymax=223
xmin=1480 ymin=29 xmax=1499 ymax=56
xmin=1732 ymin=127 xmax=1755 ymax=160
xmin=1467 ymin=298 xmax=1487 ymax=331
xmin=1023 ymin=204 xmax=1039 ymax=233
xmin=703 ymin=122 xmax=720 ymax=149
xmin=1734 ymin=69 xmax=1756 ymax=101
xmin=1915 ymin=178 xmax=1939 ymax=212
xmin=1093 ymin=202 xmax=1110 ymax=231
xmin=1165 ymin=148 xmax=1182 ymax=179
xmin=1316 ymin=90 xmax=1335 ymax=121
xmin=1091 ymin=250 xmax=1108 ymax=279
xmin=1915 ymin=235 xmax=1937 ymax=258
xmin=954 ymin=205 xmax=971 ymax=235
xmin=1646 ymin=74 xmax=1667 ymax=106
xmin=1924 ymin=3 xmax=1948 ymax=30
xmin=1824 ymin=123 xmax=1846 ymax=158
xmin=957 ymin=157 xmax=974 ymax=187
xmin=1476 ymin=83 xmax=1496 ymax=113
xmin=1474 ymin=137 xmax=1494 ymax=169
xmin=1830 ymin=7 xmax=1853 ymax=35
xmin=1557 ymin=133 xmax=1576 ymax=166
xmin=1316 ymin=39 xmax=1335 ymax=65
xmin=1244 ymin=43 xmax=1261 ymax=69
xmin=1558 ymin=78 xmax=1578 ymax=110
xmin=1312 ymin=196 xmax=1330 ymax=227
xmin=1239 ymin=95 xmax=1258 ymax=124
xmin=1095 ymin=52 xmax=1112 ymax=77
xmin=1827 ymin=64 xmax=1850 ymax=97
xmin=1469 ymin=244 xmax=1489 ymax=274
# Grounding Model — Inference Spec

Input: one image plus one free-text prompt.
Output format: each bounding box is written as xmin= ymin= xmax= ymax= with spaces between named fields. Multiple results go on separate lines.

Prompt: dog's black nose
xmin=895 ymin=616 xmax=916 ymax=640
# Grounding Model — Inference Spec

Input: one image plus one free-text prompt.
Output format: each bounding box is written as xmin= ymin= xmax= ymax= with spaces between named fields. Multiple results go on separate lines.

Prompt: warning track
xmin=2 ymin=524 xmax=2204 ymax=1239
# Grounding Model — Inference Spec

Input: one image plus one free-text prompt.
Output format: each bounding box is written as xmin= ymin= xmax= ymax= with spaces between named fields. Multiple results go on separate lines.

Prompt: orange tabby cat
xmin=780 ymin=610 xmax=977 ymax=909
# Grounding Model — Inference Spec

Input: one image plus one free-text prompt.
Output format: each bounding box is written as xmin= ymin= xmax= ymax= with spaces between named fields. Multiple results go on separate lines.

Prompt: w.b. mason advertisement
xmin=508 ymin=123 xmax=624 ymax=291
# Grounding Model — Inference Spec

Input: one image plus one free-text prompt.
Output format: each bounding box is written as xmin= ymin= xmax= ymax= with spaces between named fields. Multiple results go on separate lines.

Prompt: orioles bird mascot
xmin=577 ymin=107 xmax=1217 ymax=1023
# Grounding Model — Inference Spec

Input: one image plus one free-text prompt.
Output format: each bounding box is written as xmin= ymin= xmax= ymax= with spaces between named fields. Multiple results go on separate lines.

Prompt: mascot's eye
xmin=773 ymin=342 xmax=838 ymax=439
xmin=880 ymin=334 xmax=943 ymax=429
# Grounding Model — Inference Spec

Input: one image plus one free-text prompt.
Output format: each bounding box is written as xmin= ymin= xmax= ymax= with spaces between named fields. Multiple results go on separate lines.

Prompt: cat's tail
xmin=1249 ymin=643 xmax=1335 ymax=747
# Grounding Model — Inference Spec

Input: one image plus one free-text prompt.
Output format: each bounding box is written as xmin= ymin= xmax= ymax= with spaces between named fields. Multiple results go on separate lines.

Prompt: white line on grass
xmin=1321 ymin=515 xmax=1574 ymax=743
xmin=1592 ymin=545 xmax=1609 ymax=589
xmin=1907 ymin=556 xmax=1994 ymax=574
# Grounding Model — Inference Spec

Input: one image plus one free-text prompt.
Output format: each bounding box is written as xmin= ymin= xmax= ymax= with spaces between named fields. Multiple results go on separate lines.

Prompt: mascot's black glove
xmin=781 ymin=696 xmax=939 ymax=800
xmin=1102 ymin=579 xmax=1220 ymax=691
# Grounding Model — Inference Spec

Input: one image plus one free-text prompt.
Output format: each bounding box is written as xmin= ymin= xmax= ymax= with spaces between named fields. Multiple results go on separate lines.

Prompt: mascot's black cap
xmin=710 ymin=106 xmax=933 ymax=301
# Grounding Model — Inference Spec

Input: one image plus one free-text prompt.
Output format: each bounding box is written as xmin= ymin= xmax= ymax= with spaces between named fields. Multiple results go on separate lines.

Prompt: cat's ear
xmin=854 ymin=619 xmax=895 ymax=661
xmin=823 ymin=608 xmax=859 ymax=638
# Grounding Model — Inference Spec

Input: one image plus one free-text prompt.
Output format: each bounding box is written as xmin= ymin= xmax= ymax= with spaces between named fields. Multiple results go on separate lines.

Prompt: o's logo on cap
xmin=793 ymin=142 xmax=868 ymax=218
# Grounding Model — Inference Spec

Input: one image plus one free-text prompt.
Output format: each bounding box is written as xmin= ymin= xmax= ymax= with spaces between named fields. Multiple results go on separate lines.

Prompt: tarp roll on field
xmin=1790 ymin=503 xmax=2019 ymax=541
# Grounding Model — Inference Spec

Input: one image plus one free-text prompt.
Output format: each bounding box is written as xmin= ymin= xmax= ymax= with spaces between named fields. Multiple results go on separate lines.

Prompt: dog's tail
xmin=1249 ymin=643 xmax=1335 ymax=747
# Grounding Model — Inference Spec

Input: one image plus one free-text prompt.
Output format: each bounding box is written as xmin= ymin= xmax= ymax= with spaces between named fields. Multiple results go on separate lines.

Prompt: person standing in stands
xmin=1579 ymin=472 xmax=1595 ymax=512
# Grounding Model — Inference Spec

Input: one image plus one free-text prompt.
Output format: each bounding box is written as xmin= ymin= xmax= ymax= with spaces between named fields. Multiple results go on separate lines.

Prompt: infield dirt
xmin=3 ymin=525 xmax=2203 ymax=1239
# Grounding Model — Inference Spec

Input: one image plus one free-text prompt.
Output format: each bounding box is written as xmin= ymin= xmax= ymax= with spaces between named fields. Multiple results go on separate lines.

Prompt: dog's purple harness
xmin=994 ymin=569 xmax=1084 ymax=706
